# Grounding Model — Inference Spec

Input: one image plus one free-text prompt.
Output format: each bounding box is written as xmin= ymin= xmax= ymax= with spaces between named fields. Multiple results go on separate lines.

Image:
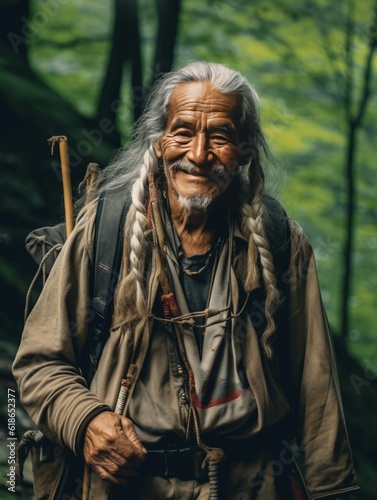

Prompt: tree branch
xmin=307 ymin=0 xmax=346 ymax=104
xmin=344 ymin=0 xmax=355 ymax=120
xmin=353 ymin=17 xmax=377 ymax=127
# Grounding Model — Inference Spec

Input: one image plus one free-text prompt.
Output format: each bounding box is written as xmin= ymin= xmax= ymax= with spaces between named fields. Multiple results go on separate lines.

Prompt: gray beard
xmin=177 ymin=194 xmax=213 ymax=211
xmin=169 ymin=159 xmax=226 ymax=211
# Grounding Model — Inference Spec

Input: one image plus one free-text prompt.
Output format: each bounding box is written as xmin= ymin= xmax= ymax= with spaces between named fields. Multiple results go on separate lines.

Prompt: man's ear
xmin=153 ymin=140 xmax=163 ymax=159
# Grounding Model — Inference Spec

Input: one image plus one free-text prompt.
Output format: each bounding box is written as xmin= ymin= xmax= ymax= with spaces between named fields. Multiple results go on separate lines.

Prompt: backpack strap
xmin=82 ymin=187 xmax=131 ymax=383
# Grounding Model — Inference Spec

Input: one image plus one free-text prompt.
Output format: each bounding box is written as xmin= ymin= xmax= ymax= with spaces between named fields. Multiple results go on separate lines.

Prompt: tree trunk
xmin=340 ymin=120 xmax=357 ymax=339
xmin=340 ymin=30 xmax=376 ymax=340
xmin=96 ymin=0 xmax=142 ymax=145
xmin=150 ymin=0 xmax=182 ymax=87
xmin=0 ymin=0 xmax=30 ymax=64
xmin=130 ymin=3 xmax=143 ymax=122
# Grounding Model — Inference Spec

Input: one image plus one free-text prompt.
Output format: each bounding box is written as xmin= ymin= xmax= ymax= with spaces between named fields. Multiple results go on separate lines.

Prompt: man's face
xmin=154 ymin=81 xmax=242 ymax=211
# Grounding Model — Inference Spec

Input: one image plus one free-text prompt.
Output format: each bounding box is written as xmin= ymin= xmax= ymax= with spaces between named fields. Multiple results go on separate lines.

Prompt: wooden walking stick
xmin=80 ymin=379 xmax=133 ymax=500
xmin=47 ymin=135 xmax=75 ymax=236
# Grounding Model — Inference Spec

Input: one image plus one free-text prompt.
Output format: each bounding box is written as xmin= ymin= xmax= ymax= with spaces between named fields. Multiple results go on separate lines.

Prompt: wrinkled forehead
xmin=166 ymin=81 xmax=241 ymax=129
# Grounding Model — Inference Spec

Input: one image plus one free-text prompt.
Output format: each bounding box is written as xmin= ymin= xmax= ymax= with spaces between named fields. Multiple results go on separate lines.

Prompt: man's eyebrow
xmin=170 ymin=119 xmax=193 ymax=130
xmin=209 ymin=124 xmax=235 ymax=133
xmin=169 ymin=120 xmax=236 ymax=134
xmin=208 ymin=123 xmax=238 ymax=137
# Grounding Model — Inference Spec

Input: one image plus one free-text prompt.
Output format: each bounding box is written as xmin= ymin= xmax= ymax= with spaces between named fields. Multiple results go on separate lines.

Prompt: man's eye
xmin=211 ymin=135 xmax=230 ymax=144
xmin=174 ymin=131 xmax=192 ymax=142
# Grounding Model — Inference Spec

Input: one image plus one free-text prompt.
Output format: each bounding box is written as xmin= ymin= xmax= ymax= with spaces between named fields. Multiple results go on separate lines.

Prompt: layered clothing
xmin=13 ymin=195 xmax=358 ymax=499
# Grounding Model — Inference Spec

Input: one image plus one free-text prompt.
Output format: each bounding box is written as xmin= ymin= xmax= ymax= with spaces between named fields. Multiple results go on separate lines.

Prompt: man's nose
xmin=187 ymin=133 xmax=213 ymax=165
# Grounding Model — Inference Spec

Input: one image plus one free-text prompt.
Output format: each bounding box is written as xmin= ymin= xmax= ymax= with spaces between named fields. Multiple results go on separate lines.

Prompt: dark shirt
xmin=178 ymin=240 xmax=221 ymax=353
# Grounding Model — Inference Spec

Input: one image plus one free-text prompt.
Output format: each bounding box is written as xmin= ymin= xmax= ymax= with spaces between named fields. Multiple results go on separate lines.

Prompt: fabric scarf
xmin=159 ymin=200 xmax=257 ymax=435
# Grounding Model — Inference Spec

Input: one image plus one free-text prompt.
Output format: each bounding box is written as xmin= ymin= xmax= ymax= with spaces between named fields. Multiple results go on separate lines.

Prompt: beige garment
xmin=13 ymin=202 xmax=359 ymax=499
xmin=128 ymin=227 xmax=257 ymax=445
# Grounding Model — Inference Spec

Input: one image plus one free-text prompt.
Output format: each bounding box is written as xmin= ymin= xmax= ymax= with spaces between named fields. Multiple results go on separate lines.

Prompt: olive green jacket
xmin=13 ymin=207 xmax=359 ymax=499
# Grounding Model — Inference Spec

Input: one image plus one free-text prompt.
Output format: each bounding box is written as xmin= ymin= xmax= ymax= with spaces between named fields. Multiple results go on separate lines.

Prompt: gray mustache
xmin=169 ymin=159 xmax=226 ymax=175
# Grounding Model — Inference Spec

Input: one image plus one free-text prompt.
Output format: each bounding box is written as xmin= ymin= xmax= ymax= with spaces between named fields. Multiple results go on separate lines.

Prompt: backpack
xmin=16 ymin=186 xmax=131 ymax=495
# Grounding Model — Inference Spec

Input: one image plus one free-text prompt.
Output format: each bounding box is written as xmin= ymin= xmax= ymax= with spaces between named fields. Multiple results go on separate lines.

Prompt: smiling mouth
xmin=182 ymin=169 xmax=207 ymax=177
xmin=170 ymin=162 xmax=201 ymax=175
xmin=172 ymin=167 xmax=209 ymax=179
xmin=170 ymin=160 xmax=226 ymax=179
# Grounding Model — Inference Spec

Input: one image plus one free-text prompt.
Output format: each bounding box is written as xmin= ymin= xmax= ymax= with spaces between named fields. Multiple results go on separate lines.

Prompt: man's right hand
xmin=83 ymin=411 xmax=147 ymax=484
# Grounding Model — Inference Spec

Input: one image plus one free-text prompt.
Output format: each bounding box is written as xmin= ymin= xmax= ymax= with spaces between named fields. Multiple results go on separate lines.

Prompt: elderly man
xmin=13 ymin=62 xmax=358 ymax=499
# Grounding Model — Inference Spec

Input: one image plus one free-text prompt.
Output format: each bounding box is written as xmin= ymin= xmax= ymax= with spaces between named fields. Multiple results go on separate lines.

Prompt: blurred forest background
xmin=1 ymin=0 xmax=376 ymax=498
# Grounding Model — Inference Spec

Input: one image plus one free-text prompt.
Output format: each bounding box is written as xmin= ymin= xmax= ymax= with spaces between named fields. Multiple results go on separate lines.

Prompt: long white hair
xmin=98 ymin=61 xmax=281 ymax=357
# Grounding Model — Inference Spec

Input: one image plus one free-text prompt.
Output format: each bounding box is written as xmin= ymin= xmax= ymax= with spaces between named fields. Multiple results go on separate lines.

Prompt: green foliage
xmin=28 ymin=0 xmax=112 ymax=115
